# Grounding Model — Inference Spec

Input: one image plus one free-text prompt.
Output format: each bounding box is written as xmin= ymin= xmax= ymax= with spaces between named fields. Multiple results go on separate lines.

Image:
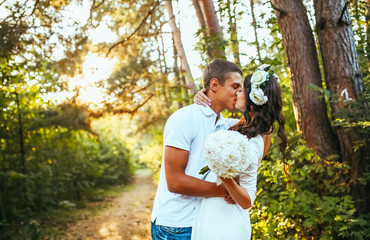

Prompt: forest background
xmin=1 ymin=0 xmax=369 ymax=239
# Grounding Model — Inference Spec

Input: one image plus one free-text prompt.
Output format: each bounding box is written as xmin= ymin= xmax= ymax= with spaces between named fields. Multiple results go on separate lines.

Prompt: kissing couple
xmin=151 ymin=59 xmax=287 ymax=240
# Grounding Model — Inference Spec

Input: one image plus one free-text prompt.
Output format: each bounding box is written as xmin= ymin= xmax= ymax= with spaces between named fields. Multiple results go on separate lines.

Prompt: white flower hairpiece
xmin=249 ymin=64 xmax=280 ymax=105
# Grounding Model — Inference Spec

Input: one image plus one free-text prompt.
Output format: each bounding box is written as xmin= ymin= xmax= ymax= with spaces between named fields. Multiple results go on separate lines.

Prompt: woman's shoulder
xmin=248 ymin=134 xmax=264 ymax=146
xmin=247 ymin=134 xmax=265 ymax=163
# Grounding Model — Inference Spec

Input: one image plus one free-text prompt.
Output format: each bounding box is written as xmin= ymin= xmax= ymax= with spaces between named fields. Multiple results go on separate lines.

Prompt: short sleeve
xmin=239 ymin=135 xmax=264 ymax=206
xmin=164 ymin=110 xmax=197 ymax=151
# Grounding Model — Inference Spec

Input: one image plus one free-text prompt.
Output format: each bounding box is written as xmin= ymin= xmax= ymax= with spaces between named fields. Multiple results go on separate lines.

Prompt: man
xmin=151 ymin=59 xmax=243 ymax=240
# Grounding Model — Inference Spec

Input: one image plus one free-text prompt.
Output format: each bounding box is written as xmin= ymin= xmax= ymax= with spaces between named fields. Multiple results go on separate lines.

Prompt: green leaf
xmin=199 ymin=165 xmax=210 ymax=175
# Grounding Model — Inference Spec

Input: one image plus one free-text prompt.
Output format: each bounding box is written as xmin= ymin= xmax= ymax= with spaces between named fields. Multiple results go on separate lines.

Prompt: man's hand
xmin=233 ymin=175 xmax=240 ymax=185
xmin=223 ymin=176 xmax=239 ymax=204
xmin=220 ymin=176 xmax=252 ymax=209
xmin=225 ymin=194 xmax=236 ymax=204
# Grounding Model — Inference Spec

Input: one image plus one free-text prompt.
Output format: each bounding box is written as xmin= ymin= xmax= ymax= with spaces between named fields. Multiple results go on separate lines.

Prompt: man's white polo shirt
xmin=151 ymin=104 xmax=237 ymax=227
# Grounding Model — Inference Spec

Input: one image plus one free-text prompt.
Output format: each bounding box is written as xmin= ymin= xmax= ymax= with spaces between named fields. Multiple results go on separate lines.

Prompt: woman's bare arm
xmin=219 ymin=177 xmax=252 ymax=209
xmin=261 ymin=133 xmax=272 ymax=158
xmin=193 ymin=88 xmax=211 ymax=106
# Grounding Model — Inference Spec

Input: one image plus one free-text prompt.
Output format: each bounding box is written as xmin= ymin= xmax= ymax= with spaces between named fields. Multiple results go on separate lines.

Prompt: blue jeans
xmin=151 ymin=219 xmax=192 ymax=240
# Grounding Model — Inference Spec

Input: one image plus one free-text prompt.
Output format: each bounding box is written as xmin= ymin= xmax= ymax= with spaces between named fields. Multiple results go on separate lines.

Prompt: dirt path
xmin=59 ymin=170 xmax=156 ymax=240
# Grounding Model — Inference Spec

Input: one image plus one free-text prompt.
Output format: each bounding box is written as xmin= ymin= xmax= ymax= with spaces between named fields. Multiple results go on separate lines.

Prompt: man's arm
xmin=165 ymin=146 xmax=228 ymax=197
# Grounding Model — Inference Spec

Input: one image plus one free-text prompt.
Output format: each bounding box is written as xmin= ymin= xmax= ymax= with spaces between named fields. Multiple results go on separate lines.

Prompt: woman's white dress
xmin=191 ymin=135 xmax=264 ymax=240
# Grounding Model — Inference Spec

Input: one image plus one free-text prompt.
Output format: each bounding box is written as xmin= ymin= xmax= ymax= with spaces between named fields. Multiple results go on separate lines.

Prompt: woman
xmin=191 ymin=64 xmax=287 ymax=240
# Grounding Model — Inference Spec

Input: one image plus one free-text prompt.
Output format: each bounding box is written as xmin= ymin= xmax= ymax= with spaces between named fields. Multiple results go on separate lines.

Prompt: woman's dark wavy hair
xmin=230 ymin=73 xmax=288 ymax=173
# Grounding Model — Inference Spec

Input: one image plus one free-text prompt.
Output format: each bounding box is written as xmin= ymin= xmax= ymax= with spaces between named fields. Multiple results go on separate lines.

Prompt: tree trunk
xmin=313 ymin=0 xmax=370 ymax=214
xmin=192 ymin=0 xmax=213 ymax=58
xmin=192 ymin=0 xmax=207 ymax=33
xmin=157 ymin=33 xmax=170 ymax=106
xmin=164 ymin=0 xmax=196 ymax=94
xmin=227 ymin=0 xmax=240 ymax=65
xmin=15 ymin=91 xmax=25 ymax=174
xmin=367 ymin=0 xmax=370 ymax=70
xmin=172 ymin=35 xmax=184 ymax=109
xmin=270 ymin=0 xmax=340 ymax=159
xmin=197 ymin=0 xmax=225 ymax=58
xmin=250 ymin=0 xmax=262 ymax=62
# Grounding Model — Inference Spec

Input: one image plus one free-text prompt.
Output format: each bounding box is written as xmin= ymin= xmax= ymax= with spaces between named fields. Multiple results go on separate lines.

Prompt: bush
xmin=251 ymin=136 xmax=370 ymax=239
xmin=0 ymin=125 xmax=135 ymax=239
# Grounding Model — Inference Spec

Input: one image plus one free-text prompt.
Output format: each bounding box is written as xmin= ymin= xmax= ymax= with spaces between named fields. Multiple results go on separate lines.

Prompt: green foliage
xmin=137 ymin=126 xmax=164 ymax=182
xmin=333 ymin=90 xmax=370 ymax=134
xmin=91 ymin=115 xmax=136 ymax=185
xmin=248 ymin=48 xmax=370 ymax=238
xmin=251 ymin=134 xmax=370 ymax=239
xmin=194 ymin=29 xmax=228 ymax=62
xmin=0 ymin=0 xmax=369 ymax=239
xmin=0 ymin=56 xmax=135 ymax=238
xmin=349 ymin=0 xmax=370 ymax=89
xmin=0 ymin=120 xmax=135 ymax=238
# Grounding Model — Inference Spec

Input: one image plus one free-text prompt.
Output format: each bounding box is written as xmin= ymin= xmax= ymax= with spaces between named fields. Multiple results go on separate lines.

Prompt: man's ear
xmin=209 ymin=78 xmax=220 ymax=92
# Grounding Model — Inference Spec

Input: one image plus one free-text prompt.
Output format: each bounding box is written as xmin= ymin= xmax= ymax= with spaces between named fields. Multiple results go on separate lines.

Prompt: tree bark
xmin=313 ymin=0 xmax=370 ymax=214
xmin=192 ymin=0 xmax=207 ymax=32
xmin=227 ymin=0 xmax=240 ymax=65
xmin=250 ymin=0 xmax=262 ymax=62
xmin=367 ymin=0 xmax=370 ymax=70
xmin=172 ymin=35 xmax=184 ymax=108
xmin=157 ymin=33 xmax=170 ymax=106
xmin=197 ymin=0 xmax=225 ymax=58
xmin=270 ymin=0 xmax=340 ymax=159
xmin=192 ymin=0 xmax=213 ymax=58
xmin=164 ymin=0 xmax=196 ymax=94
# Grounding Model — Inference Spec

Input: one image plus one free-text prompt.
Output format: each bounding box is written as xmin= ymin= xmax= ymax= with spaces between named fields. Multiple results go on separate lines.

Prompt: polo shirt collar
xmin=197 ymin=104 xmax=228 ymax=127
xmin=198 ymin=104 xmax=217 ymax=117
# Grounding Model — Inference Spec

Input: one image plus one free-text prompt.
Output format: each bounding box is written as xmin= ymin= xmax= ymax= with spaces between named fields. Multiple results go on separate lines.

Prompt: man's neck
xmin=208 ymin=103 xmax=222 ymax=124
xmin=209 ymin=105 xmax=221 ymax=119
xmin=207 ymin=93 xmax=223 ymax=117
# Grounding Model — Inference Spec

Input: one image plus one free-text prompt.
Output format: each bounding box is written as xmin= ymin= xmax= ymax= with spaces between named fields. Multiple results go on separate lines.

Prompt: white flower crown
xmin=249 ymin=64 xmax=280 ymax=105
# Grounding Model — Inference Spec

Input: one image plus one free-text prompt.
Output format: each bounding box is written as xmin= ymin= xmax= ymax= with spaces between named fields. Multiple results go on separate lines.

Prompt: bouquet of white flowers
xmin=201 ymin=130 xmax=253 ymax=185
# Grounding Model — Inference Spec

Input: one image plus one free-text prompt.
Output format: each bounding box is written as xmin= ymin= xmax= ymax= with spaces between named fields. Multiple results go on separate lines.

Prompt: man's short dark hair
xmin=203 ymin=59 xmax=243 ymax=90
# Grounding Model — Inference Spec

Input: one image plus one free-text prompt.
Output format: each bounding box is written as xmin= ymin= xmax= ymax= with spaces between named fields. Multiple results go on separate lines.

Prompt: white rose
xmin=273 ymin=73 xmax=280 ymax=83
xmin=203 ymin=130 xmax=252 ymax=185
xmin=256 ymin=64 xmax=271 ymax=72
xmin=249 ymin=87 xmax=268 ymax=105
xmin=250 ymin=70 xmax=269 ymax=86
